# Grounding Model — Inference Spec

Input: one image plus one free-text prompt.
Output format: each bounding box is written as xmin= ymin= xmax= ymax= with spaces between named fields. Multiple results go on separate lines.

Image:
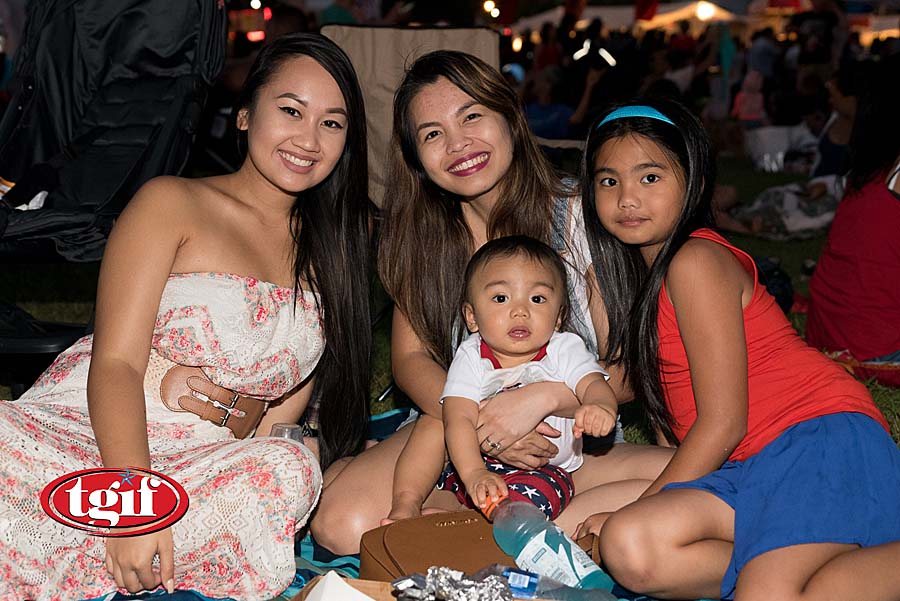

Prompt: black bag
xmin=0 ymin=0 xmax=227 ymax=261
xmin=754 ymin=256 xmax=794 ymax=314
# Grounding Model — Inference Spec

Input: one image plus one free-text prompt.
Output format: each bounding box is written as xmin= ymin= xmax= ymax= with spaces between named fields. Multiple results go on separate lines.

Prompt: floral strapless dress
xmin=0 ymin=273 xmax=326 ymax=601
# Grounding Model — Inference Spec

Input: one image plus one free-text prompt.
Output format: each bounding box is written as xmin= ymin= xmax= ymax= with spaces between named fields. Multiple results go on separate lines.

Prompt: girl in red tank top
xmin=574 ymin=99 xmax=900 ymax=601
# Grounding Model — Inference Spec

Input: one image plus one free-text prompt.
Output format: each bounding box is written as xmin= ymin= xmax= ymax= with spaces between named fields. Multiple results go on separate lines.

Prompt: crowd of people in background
xmin=198 ymin=0 xmax=900 ymax=176
xmin=509 ymin=1 xmax=897 ymax=146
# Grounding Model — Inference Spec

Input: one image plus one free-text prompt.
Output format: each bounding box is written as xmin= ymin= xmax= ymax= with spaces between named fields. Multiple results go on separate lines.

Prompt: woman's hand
xmin=490 ymin=426 xmax=559 ymax=470
xmin=576 ymin=512 xmax=613 ymax=539
xmin=477 ymin=382 xmax=573 ymax=452
xmin=105 ymin=528 xmax=174 ymax=594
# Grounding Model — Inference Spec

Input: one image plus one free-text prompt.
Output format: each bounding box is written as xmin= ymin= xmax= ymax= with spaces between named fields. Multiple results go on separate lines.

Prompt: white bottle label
xmin=514 ymin=529 xmax=602 ymax=587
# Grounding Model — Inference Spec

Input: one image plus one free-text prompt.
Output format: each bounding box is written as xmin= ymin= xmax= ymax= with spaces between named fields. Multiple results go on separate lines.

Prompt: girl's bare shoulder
xmin=668 ymin=238 xmax=751 ymax=295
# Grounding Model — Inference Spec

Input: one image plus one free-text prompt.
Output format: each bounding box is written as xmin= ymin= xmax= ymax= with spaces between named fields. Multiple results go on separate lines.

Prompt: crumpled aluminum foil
xmin=393 ymin=566 xmax=513 ymax=601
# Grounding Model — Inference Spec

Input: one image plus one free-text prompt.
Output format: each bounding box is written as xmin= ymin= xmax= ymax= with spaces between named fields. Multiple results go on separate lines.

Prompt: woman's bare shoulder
xmin=125 ymin=175 xmax=233 ymax=219
xmin=126 ymin=176 xmax=194 ymax=213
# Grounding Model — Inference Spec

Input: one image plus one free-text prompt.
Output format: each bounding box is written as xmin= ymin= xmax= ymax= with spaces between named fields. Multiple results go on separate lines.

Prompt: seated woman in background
xmin=0 ymin=33 xmax=372 ymax=601
xmin=807 ymin=54 xmax=900 ymax=384
xmin=715 ymin=66 xmax=862 ymax=239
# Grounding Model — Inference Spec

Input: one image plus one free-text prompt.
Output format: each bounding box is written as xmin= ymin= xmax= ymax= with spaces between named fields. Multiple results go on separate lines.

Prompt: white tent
xmin=635 ymin=1 xmax=745 ymax=31
xmin=512 ymin=2 xmax=742 ymax=34
xmin=860 ymin=14 xmax=900 ymax=45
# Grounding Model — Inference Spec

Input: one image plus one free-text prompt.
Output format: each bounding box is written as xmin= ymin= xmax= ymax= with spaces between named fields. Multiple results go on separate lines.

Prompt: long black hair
xmin=845 ymin=55 xmax=900 ymax=195
xmin=235 ymin=33 xmax=372 ymax=469
xmin=378 ymin=50 xmax=562 ymax=368
xmin=580 ymin=98 xmax=715 ymax=444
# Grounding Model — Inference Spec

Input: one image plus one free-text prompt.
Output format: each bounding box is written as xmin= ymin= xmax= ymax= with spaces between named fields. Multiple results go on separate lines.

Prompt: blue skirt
xmin=664 ymin=412 xmax=900 ymax=600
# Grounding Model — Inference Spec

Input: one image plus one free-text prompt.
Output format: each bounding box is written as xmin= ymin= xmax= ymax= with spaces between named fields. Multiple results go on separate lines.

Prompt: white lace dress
xmin=0 ymin=272 xmax=325 ymax=601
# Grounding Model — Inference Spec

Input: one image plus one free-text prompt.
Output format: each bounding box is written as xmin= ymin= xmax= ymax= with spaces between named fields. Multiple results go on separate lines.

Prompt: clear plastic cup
xmin=269 ymin=423 xmax=303 ymax=441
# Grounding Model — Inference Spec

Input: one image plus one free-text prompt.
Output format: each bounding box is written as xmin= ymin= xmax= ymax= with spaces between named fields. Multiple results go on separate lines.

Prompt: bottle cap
xmin=482 ymin=494 xmax=509 ymax=521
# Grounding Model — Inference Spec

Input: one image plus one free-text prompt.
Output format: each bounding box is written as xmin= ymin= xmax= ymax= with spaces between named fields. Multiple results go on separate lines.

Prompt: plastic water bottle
xmin=475 ymin=565 xmax=619 ymax=600
xmin=488 ymin=500 xmax=615 ymax=591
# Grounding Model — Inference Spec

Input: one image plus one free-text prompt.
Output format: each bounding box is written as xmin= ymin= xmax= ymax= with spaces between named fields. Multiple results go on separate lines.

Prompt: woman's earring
xmin=236 ymin=109 xmax=250 ymax=131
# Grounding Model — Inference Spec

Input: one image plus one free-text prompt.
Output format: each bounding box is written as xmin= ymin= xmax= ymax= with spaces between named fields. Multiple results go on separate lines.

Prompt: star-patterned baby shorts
xmin=437 ymin=456 xmax=575 ymax=519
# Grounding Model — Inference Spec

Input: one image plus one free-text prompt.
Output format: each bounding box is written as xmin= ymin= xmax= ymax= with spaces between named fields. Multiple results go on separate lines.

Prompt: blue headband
xmin=597 ymin=105 xmax=675 ymax=128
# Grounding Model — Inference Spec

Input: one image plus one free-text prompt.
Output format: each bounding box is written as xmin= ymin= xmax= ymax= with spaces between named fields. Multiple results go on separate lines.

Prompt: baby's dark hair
xmin=462 ymin=235 xmax=570 ymax=328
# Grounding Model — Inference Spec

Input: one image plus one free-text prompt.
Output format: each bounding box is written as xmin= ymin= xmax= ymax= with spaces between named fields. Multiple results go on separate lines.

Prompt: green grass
xmin=717 ymin=156 xmax=802 ymax=203
xmin=871 ymin=379 xmax=900 ymax=445
xmin=1 ymin=262 xmax=99 ymax=399
xmin=370 ymin=294 xmax=396 ymax=416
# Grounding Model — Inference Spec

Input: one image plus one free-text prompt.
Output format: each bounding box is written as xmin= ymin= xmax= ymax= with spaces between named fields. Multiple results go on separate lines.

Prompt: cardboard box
xmin=290 ymin=575 xmax=395 ymax=601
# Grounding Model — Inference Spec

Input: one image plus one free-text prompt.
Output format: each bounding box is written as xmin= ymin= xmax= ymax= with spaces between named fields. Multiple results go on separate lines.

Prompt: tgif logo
xmin=40 ymin=468 xmax=189 ymax=537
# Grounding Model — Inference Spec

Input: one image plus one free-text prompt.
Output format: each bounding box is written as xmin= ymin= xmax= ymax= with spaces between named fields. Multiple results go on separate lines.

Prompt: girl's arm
xmin=255 ymin=377 xmax=315 ymax=439
xmin=550 ymin=372 xmax=617 ymax=418
xmin=475 ymin=380 xmax=578 ymax=442
xmin=88 ymin=178 xmax=190 ymax=469
xmin=87 ymin=177 xmax=190 ymax=594
xmin=641 ymin=240 xmax=752 ymax=497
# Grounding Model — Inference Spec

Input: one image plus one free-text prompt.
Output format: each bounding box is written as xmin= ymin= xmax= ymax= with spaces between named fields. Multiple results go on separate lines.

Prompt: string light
xmin=696 ymin=1 xmax=716 ymax=21
xmin=573 ymin=40 xmax=590 ymax=60
xmin=598 ymin=48 xmax=617 ymax=66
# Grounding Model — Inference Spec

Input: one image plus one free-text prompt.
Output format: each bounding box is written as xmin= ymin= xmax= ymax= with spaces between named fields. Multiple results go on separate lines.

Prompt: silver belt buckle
xmin=211 ymin=392 xmax=243 ymax=426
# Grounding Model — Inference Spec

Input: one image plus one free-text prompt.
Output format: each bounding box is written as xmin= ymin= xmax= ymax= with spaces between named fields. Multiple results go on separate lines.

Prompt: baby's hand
xmin=573 ymin=404 xmax=617 ymax=438
xmin=465 ymin=469 xmax=508 ymax=514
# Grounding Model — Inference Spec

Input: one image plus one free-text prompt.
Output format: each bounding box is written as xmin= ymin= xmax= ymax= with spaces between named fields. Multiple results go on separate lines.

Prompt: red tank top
xmin=806 ymin=176 xmax=900 ymax=360
xmin=657 ymin=229 xmax=888 ymax=461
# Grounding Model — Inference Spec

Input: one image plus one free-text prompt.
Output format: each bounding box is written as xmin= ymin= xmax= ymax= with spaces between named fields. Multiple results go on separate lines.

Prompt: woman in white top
xmin=310 ymin=50 xmax=674 ymax=555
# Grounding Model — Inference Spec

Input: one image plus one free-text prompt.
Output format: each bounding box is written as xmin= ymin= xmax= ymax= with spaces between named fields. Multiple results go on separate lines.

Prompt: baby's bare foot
xmin=381 ymin=505 xmax=450 ymax=526
xmin=421 ymin=507 xmax=449 ymax=516
xmin=381 ymin=500 xmax=422 ymax=526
